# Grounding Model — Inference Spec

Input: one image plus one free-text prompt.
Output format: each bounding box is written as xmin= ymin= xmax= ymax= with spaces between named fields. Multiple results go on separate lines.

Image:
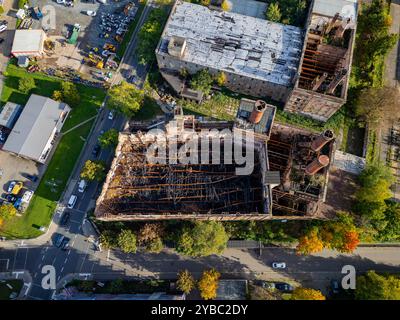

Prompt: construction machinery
xmin=103 ymin=43 xmax=116 ymax=52
xmin=85 ymin=53 xmax=104 ymax=69
xmin=44 ymin=39 xmax=55 ymax=51
xmin=68 ymin=23 xmax=81 ymax=45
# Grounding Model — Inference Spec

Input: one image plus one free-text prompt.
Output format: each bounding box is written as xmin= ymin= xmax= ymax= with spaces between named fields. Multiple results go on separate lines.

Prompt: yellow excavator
xmin=85 ymin=53 xmax=104 ymax=69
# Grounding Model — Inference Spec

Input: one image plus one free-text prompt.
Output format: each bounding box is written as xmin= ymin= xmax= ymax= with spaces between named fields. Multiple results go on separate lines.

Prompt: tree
xmin=52 ymin=90 xmax=63 ymax=102
xmin=136 ymin=8 xmax=168 ymax=65
xmin=198 ymin=269 xmax=220 ymax=300
xmin=146 ymin=237 xmax=164 ymax=253
xmin=215 ymin=71 xmax=227 ymax=86
xmin=341 ymin=230 xmax=360 ymax=253
xmin=109 ymin=279 xmax=124 ymax=293
xmin=80 ymin=160 xmax=107 ymax=181
xmin=377 ymin=201 xmax=400 ymax=241
xmin=190 ymin=70 xmax=214 ymax=95
xmin=266 ymin=3 xmax=282 ymax=22
xmin=221 ymin=0 xmax=230 ymax=11
xmin=355 ymin=87 xmax=400 ymax=127
xmin=18 ymin=77 xmax=35 ymax=93
xmin=99 ymin=230 xmax=117 ymax=249
xmin=98 ymin=129 xmax=119 ymax=148
xmin=0 ymin=203 xmax=18 ymax=225
xmin=61 ymin=81 xmax=80 ymax=107
xmin=296 ymin=229 xmax=324 ymax=255
xmin=117 ymin=229 xmax=137 ymax=253
xmin=357 ymin=163 xmax=394 ymax=204
xmin=292 ymin=288 xmax=326 ymax=300
xmin=137 ymin=223 xmax=163 ymax=245
xmin=355 ymin=270 xmax=400 ymax=300
xmin=107 ymin=81 xmax=144 ymax=117
xmin=176 ymin=270 xmax=196 ymax=295
xmin=177 ymin=221 xmax=229 ymax=257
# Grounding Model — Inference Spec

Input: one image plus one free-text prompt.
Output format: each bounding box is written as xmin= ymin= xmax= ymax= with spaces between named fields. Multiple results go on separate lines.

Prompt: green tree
xmin=355 ymin=270 xmax=400 ymax=300
xmin=61 ymin=81 xmax=80 ymax=107
xmin=99 ymin=230 xmax=117 ymax=249
xmin=146 ymin=237 xmax=163 ymax=253
xmin=107 ymin=81 xmax=144 ymax=117
xmin=98 ymin=129 xmax=119 ymax=148
xmin=52 ymin=90 xmax=63 ymax=102
xmin=266 ymin=3 xmax=282 ymax=22
xmin=0 ymin=203 xmax=18 ymax=224
xmin=177 ymin=221 xmax=229 ymax=257
xmin=80 ymin=160 xmax=107 ymax=181
xmin=376 ymin=201 xmax=400 ymax=242
xmin=176 ymin=270 xmax=196 ymax=295
xmin=117 ymin=229 xmax=137 ymax=253
xmin=109 ymin=279 xmax=124 ymax=293
xmin=136 ymin=8 xmax=168 ymax=65
xmin=215 ymin=71 xmax=227 ymax=86
xmin=356 ymin=164 xmax=394 ymax=204
xmin=190 ymin=69 xmax=214 ymax=95
xmin=18 ymin=77 xmax=35 ymax=93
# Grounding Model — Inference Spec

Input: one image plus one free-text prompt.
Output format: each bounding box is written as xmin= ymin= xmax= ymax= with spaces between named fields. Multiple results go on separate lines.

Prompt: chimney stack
xmin=249 ymin=100 xmax=267 ymax=124
xmin=311 ymin=129 xmax=334 ymax=152
xmin=325 ymin=12 xmax=340 ymax=34
xmin=305 ymin=155 xmax=330 ymax=175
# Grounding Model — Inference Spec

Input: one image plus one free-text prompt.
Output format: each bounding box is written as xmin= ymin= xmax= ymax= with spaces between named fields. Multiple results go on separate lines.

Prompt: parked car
xmin=26 ymin=174 xmax=38 ymax=182
xmin=53 ymin=234 xmax=65 ymax=248
xmin=78 ymin=179 xmax=87 ymax=193
xmin=67 ymin=194 xmax=77 ymax=209
xmin=21 ymin=190 xmax=33 ymax=203
xmin=83 ymin=10 xmax=97 ymax=16
xmin=255 ymin=280 xmax=275 ymax=290
xmin=92 ymin=144 xmax=101 ymax=157
xmin=0 ymin=38 xmax=4 ymax=44
xmin=60 ymin=212 xmax=70 ymax=226
xmin=97 ymin=0 xmax=106 ymax=4
xmin=11 ymin=182 xmax=23 ymax=195
xmin=274 ymin=283 xmax=294 ymax=292
xmin=65 ymin=0 xmax=74 ymax=7
xmin=60 ymin=237 xmax=70 ymax=250
xmin=7 ymin=181 xmax=16 ymax=193
xmin=330 ymin=279 xmax=340 ymax=294
xmin=6 ymin=194 xmax=17 ymax=203
xmin=108 ymin=110 xmax=114 ymax=120
xmin=0 ymin=24 xmax=7 ymax=33
xmin=56 ymin=0 xmax=65 ymax=4
xmin=13 ymin=198 xmax=22 ymax=210
xmin=272 ymin=262 xmax=286 ymax=269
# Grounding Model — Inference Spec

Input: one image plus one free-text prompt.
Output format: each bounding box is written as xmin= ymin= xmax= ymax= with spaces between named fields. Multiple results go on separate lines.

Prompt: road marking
xmin=24 ymin=283 xmax=31 ymax=296
xmin=38 ymin=264 xmax=42 ymax=269
xmin=12 ymin=249 xmax=18 ymax=271
xmin=60 ymin=266 xmax=64 ymax=273
xmin=34 ymin=272 xmax=37 ymax=278
xmin=23 ymin=248 xmax=28 ymax=270
xmin=57 ymin=275 xmax=61 ymax=281
xmin=107 ymin=249 xmax=110 ymax=262
xmin=51 ymin=290 xmax=56 ymax=300
xmin=67 ymin=250 xmax=71 ymax=256
xmin=41 ymin=255 xmax=45 ymax=261
xmin=12 ymin=271 xmax=24 ymax=279
xmin=0 ymin=259 xmax=10 ymax=271
xmin=64 ymin=258 xmax=68 ymax=264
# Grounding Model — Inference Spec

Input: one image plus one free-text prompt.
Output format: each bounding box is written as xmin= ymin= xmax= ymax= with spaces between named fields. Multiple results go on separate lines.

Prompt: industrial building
xmin=3 ymin=94 xmax=70 ymax=164
xmin=284 ymin=0 xmax=358 ymax=121
xmin=156 ymin=0 xmax=358 ymax=122
xmin=95 ymin=100 xmax=334 ymax=221
xmin=156 ymin=0 xmax=303 ymax=102
xmin=11 ymin=29 xmax=46 ymax=58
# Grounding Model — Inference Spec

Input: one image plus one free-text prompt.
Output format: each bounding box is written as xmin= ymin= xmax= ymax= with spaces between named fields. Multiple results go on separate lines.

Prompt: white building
xmin=11 ymin=29 xmax=46 ymax=58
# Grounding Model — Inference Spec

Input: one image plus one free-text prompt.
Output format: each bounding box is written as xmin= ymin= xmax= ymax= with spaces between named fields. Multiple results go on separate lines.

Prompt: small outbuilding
xmin=17 ymin=56 xmax=29 ymax=67
xmin=11 ymin=29 xmax=46 ymax=58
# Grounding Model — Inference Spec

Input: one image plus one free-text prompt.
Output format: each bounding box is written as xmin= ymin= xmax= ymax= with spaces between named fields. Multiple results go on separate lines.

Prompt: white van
xmin=67 ymin=195 xmax=77 ymax=209
xmin=78 ymin=179 xmax=87 ymax=193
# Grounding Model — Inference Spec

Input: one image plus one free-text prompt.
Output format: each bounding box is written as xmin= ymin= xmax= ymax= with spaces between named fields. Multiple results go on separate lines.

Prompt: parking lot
xmin=0 ymin=150 xmax=40 ymax=203
xmin=29 ymin=0 xmax=139 ymax=82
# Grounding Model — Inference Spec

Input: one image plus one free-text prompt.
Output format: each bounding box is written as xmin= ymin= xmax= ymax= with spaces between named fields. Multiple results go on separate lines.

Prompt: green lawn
xmin=0 ymin=280 xmax=23 ymax=300
xmin=0 ymin=64 xmax=105 ymax=239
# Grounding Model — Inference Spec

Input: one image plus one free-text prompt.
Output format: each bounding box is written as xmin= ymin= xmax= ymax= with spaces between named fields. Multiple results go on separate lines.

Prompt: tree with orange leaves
xmin=198 ymin=269 xmax=220 ymax=300
xmin=296 ymin=229 xmax=324 ymax=255
xmin=340 ymin=230 xmax=360 ymax=253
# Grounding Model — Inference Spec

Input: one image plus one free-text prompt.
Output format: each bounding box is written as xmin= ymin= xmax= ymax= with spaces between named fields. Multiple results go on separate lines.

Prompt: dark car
xmin=60 ymin=237 xmax=70 ymax=250
xmin=274 ymin=283 xmax=294 ymax=292
xmin=60 ymin=212 xmax=70 ymax=226
xmin=92 ymin=144 xmax=101 ymax=157
xmin=26 ymin=174 xmax=38 ymax=182
xmin=0 ymin=38 xmax=4 ymax=44
xmin=6 ymin=194 xmax=17 ymax=203
xmin=53 ymin=234 xmax=65 ymax=248
xmin=330 ymin=279 xmax=340 ymax=294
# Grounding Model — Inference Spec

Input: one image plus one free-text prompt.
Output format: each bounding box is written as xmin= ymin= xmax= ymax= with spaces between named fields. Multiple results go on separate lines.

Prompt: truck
xmin=11 ymin=182 xmax=23 ymax=195
xmin=68 ymin=23 xmax=81 ymax=45
xmin=32 ymin=7 xmax=43 ymax=20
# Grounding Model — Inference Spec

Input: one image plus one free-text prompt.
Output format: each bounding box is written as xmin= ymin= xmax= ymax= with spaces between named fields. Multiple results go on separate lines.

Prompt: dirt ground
xmin=320 ymin=167 xmax=359 ymax=218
